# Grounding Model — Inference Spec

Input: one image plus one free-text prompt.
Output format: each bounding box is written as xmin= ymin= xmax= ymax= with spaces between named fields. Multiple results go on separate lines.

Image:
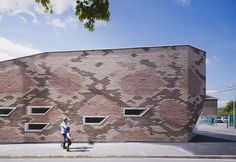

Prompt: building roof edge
xmin=0 ymin=44 xmax=205 ymax=63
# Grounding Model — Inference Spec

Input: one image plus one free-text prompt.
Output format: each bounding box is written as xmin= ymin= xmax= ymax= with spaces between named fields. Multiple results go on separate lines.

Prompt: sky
xmin=0 ymin=0 xmax=235 ymax=108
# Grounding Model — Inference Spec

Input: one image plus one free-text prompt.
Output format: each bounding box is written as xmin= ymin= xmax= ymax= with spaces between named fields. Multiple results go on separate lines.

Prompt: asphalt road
xmin=0 ymin=158 xmax=235 ymax=162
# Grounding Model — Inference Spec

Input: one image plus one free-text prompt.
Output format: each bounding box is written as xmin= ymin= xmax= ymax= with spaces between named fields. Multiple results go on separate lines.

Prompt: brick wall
xmin=201 ymin=96 xmax=217 ymax=116
xmin=0 ymin=45 xmax=205 ymax=143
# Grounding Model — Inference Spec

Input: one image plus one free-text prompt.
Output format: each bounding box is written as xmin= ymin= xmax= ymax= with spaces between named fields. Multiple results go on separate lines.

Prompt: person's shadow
xmin=69 ymin=146 xmax=93 ymax=152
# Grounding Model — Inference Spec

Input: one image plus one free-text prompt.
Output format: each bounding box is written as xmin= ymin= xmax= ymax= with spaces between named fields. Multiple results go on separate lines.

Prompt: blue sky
xmin=0 ymin=0 xmax=235 ymax=107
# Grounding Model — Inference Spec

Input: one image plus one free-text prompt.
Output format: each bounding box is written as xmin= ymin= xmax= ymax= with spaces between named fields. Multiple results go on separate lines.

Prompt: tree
xmin=217 ymin=101 xmax=236 ymax=116
xmin=35 ymin=0 xmax=110 ymax=31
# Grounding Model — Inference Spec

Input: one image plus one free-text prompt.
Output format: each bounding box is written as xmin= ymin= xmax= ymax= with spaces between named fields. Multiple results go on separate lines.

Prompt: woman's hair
xmin=66 ymin=127 xmax=70 ymax=131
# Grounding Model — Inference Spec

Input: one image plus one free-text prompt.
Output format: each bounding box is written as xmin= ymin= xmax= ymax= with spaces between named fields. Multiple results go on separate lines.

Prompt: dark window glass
xmin=31 ymin=108 xmax=49 ymax=114
xmin=28 ymin=124 xmax=47 ymax=130
xmin=125 ymin=109 xmax=144 ymax=115
xmin=0 ymin=109 xmax=13 ymax=115
xmin=85 ymin=117 xmax=105 ymax=123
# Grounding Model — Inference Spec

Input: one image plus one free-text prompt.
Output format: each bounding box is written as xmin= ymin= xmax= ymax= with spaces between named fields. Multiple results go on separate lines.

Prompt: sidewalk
xmin=0 ymin=123 xmax=235 ymax=159
xmin=0 ymin=142 xmax=236 ymax=159
xmin=194 ymin=123 xmax=236 ymax=141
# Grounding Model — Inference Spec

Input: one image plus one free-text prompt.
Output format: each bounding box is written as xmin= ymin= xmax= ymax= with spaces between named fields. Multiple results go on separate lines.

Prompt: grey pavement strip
xmin=0 ymin=142 xmax=236 ymax=158
xmin=0 ymin=155 xmax=236 ymax=159
xmin=0 ymin=124 xmax=235 ymax=159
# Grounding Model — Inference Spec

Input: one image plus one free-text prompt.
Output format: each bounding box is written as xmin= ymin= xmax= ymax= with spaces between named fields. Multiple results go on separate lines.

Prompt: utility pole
xmin=233 ymin=84 xmax=235 ymax=128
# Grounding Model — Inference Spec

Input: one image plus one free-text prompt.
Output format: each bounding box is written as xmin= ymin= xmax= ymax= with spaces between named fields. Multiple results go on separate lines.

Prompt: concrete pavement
xmin=0 ymin=123 xmax=235 ymax=159
xmin=0 ymin=142 xmax=236 ymax=159
xmin=194 ymin=123 xmax=236 ymax=141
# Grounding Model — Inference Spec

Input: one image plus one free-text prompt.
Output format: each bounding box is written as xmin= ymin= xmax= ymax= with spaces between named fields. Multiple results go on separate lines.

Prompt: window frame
xmin=0 ymin=107 xmax=17 ymax=117
xmin=123 ymin=107 xmax=150 ymax=117
xmin=24 ymin=123 xmax=49 ymax=132
xmin=27 ymin=106 xmax=53 ymax=115
xmin=83 ymin=116 xmax=109 ymax=125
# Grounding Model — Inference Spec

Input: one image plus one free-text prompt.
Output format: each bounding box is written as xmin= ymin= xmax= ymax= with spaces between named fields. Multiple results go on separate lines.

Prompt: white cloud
xmin=65 ymin=16 xmax=79 ymax=29
xmin=0 ymin=52 xmax=14 ymax=61
xmin=16 ymin=15 xmax=28 ymax=23
xmin=49 ymin=16 xmax=79 ymax=29
xmin=0 ymin=0 xmax=108 ymax=30
xmin=50 ymin=0 xmax=76 ymax=15
xmin=0 ymin=0 xmax=38 ymax=22
xmin=51 ymin=18 xmax=66 ymax=28
xmin=206 ymin=56 xmax=220 ymax=66
xmin=177 ymin=0 xmax=191 ymax=6
xmin=0 ymin=37 xmax=41 ymax=62
xmin=0 ymin=15 xmax=2 ymax=22
xmin=0 ymin=0 xmax=76 ymax=28
xmin=0 ymin=0 xmax=109 ymax=30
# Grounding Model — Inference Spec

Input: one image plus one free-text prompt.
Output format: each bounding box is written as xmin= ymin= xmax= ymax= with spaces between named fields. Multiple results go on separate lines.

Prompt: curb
xmin=1 ymin=155 xmax=236 ymax=159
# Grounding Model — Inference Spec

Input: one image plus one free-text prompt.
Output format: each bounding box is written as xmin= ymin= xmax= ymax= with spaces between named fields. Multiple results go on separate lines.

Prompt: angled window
xmin=83 ymin=116 xmax=109 ymax=125
xmin=28 ymin=106 xmax=52 ymax=115
xmin=0 ymin=107 xmax=16 ymax=116
xmin=25 ymin=123 xmax=49 ymax=132
xmin=124 ymin=107 xmax=150 ymax=117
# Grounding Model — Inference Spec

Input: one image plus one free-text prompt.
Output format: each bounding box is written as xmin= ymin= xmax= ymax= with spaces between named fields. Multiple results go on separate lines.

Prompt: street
xmin=0 ymin=158 xmax=235 ymax=162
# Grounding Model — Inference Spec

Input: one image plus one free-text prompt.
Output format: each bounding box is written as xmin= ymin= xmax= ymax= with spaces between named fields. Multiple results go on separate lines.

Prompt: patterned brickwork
xmin=0 ymin=45 xmax=205 ymax=143
xmin=201 ymin=95 xmax=217 ymax=116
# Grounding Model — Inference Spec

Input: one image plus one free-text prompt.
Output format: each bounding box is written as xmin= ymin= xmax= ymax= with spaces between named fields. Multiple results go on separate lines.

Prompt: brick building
xmin=201 ymin=95 xmax=217 ymax=116
xmin=0 ymin=45 xmax=205 ymax=143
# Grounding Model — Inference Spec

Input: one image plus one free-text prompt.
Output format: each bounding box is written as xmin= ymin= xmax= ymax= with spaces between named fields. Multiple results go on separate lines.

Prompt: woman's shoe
xmin=61 ymin=144 xmax=66 ymax=149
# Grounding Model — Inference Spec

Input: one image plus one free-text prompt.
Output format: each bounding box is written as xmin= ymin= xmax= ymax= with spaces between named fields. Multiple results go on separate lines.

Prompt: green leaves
xmin=35 ymin=0 xmax=110 ymax=31
xmin=35 ymin=0 xmax=53 ymax=13
xmin=75 ymin=0 xmax=110 ymax=31
xmin=217 ymin=101 xmax=236 ymax=115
